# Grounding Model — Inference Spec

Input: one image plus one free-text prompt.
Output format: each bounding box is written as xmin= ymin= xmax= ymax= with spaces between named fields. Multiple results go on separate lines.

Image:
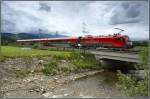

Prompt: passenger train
xmin=17 ymin=33 xmax=133 ymax=49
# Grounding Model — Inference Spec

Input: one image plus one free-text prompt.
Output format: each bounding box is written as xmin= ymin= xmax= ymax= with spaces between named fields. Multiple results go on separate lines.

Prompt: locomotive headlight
xmin=78 ymin=44 xmax=82 ymax=47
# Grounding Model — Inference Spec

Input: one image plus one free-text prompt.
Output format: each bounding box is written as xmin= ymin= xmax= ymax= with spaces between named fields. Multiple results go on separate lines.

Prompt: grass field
xmin=1 ymin=46 xmax=71 ymax=57
xmin=0 ymin=46 xmax=101 ymax=76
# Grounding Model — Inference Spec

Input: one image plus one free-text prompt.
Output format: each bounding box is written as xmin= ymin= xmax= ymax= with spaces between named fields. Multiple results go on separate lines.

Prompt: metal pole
xmin=38 ymin=29 xmax=42 ymax=48
xmin=0 ymin=1 xmax=2 ymax=58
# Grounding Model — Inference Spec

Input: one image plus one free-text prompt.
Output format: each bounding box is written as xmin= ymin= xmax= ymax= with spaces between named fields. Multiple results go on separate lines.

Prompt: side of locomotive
xmin=72 ymin=34 xmax=133 ymax=49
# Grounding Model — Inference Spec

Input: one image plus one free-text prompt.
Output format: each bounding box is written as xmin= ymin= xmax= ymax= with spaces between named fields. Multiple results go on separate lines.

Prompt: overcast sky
xmin=1 ymin=1 xmax=149 ymax=40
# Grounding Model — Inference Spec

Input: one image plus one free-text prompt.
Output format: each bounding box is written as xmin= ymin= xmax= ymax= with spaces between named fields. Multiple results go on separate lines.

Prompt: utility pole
xmin=55 ymin=31 xmax=58 ymax=36
xmin=38 ymin=29 xmax=42 ymax=48
xmin=0 ymin=30 xmax=1 ymax=58
xmin=38 ymin=29 xmax=42 ymax=39
xmin=82 ymin=22 xmax=88 ymax=35
xmin=0 ymin=0 xmax=1 ymax=58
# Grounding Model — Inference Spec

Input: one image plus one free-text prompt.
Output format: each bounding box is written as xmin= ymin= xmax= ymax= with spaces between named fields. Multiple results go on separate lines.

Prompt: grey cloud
xmin=2 ymin=20 xmax=16 ymax=33
xmin=39 ymin=2 xmax=51 ymax=12
xmin=2 ymin=2 xmax=41 ymax=33
xmin=126 ymin=4 xmax=140 ymax=18
xmin=109 ymin=2 xmax=144 ymax=25
xmin=110 ymin=13 xmax=139 ymax=25
xmin=121 ymin=3 xmax=129 ymax=9
xmin=2 ymin=2 xmax=39 ymax=22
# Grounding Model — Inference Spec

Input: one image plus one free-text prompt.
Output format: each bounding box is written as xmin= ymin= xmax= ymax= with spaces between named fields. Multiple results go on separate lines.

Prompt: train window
xmin=120 ymin=38 xmax=125 ymax=42
xmin=116 ymin=38 xmax=125 ymax=42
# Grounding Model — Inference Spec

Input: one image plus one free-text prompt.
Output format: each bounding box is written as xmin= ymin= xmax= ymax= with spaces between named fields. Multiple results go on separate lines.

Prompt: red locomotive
xmin=17 ymin=33 xmax=133 ymax=49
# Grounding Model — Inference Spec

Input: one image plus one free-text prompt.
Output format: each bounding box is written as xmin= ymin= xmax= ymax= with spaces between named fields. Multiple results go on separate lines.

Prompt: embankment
xmin=0 ymin=52 xmax=103 ymax=98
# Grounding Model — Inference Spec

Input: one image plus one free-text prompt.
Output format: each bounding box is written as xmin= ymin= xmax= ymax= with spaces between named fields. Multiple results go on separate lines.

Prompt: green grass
xmin=1 ymin=46 xmax=71 ymax=57
xmin=0 ymin=46 xmax=102 ymax=77
xmin=42 ymin=52 xmax=101 ymax=75
xmin=70 ymin=52 xmax=101 ymax=69
xmin=134 ymin=46 xmax=148 ymax=69
xmin=42 ymin=61 xmax=58 ymax=76
xmin=116 ymin=45 xmax=149 ymax=96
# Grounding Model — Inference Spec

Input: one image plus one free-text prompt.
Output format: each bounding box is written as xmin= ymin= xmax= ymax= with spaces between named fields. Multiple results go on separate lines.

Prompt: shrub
xmin=42 ymin=61 xmax=58 ymax=75
xmin=116 ymin=46 xmax=148 ymax=97
xmin=70 ymin=52 xmax=101 ymax=69
xmin=42 ymin=51 xmax=101 ymax=75
xmin=117 ymin=70 xmax=148 ymax=96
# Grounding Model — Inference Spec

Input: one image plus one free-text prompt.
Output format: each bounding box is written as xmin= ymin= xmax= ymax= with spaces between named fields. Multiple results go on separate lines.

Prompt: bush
xmin=116 ymin=46 xmax=148 ymax=97
xmin=42 ymin=61 xmax=58 ymax=75
xmin=42 ymin=51 xmax=101 ymax=76
xmin=117 ymin=70 xmax=148 ymax=96
xmin=70 ymin=52 xmax=101 ymax=69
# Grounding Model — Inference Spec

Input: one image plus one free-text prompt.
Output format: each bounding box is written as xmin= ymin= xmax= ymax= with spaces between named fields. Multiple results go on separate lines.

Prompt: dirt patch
xmin=1 ymin=70 xmax=103 ymax=98
xmin=0 ymin=57 xmax=53 ymax=79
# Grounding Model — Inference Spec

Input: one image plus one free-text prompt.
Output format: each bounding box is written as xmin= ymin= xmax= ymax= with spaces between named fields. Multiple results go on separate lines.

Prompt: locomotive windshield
xmin=124 ymin=35 xmax=131 ymax=42
xmin=116 ymin=38 xmax=125 ymax=42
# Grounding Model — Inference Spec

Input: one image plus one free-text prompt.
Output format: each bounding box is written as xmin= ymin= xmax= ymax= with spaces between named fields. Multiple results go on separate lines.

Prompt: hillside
xmin=1 ymin=33 xmax=68 ymax=45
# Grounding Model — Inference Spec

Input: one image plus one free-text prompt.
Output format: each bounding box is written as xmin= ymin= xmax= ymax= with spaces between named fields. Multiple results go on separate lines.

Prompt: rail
xmin=37 ymin=46 xmax=141 ymax=63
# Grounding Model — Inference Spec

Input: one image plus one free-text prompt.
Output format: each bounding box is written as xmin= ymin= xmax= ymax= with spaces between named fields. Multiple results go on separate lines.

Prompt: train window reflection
xmin=116 ymin=38 xmax=125 ymax=42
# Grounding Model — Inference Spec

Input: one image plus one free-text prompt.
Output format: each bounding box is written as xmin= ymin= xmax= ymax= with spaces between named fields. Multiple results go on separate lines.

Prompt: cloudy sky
xmin=1 ymin=1 xmax=149 ymax=40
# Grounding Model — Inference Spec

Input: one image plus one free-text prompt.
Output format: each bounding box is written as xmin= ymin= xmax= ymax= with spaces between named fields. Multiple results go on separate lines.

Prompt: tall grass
xmin=42 ymin=52 xmax=101 ymax=75
xmin=116 ymin=46 xmax=148 ymax=96
xmin=42 ymin=61 xmax=58 ymax=76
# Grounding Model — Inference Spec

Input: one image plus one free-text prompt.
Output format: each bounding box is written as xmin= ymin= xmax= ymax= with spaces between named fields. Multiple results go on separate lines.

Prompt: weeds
xmin=70 ymin=52 xmax=101 ymax=69
xmin=117 ymin=70 xmax=148 ymax=96
xmin=42 ymin=61 xmax=58 ymax=76
xmin=116 ymin=46 xmax=148 ymax=96
xmin=42 ymin=52 xmax=101 ymax=75
xmin=2 ymin=46 xmax=102 ymax=77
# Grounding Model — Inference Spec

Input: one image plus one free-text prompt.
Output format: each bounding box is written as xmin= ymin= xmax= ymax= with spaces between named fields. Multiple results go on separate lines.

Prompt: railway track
xmin=39 ymin=46 xmax=140 ymax=54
